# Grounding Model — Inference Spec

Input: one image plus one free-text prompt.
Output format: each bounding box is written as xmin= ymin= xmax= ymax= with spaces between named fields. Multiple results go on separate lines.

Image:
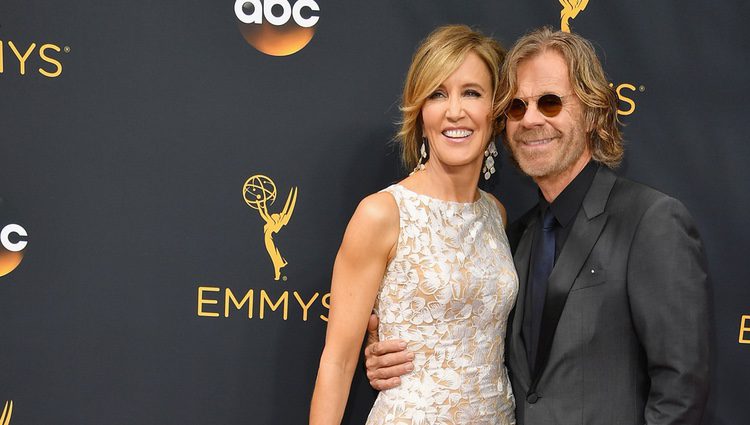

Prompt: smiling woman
xmin=309 ymin=25 xmax=518 ymax=425
xmin=398 ymin=26 xmax=505 ymax=177
xmin=419 ymin=51 xmax=494 ymax=179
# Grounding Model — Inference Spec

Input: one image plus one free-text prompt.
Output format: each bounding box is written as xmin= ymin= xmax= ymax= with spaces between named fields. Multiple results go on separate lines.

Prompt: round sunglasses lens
xmin=507 ymin=99 xmax=526 ymax=120
xmin=538 ymin=94 xmax=563 ymax=117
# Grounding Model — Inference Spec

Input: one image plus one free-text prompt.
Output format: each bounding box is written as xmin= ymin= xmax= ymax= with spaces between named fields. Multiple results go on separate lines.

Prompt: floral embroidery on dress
xmin=366 ymin=184 xmax=518 ymax=425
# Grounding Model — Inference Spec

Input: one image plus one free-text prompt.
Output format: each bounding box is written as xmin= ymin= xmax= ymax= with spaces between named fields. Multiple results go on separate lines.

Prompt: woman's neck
xmin=404 ymin=160 xmax=482 ymax=203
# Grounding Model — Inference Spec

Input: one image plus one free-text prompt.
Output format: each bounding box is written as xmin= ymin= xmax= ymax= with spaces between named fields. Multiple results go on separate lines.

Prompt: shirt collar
xmin=538 ymin=160 xmax=599 ymax=228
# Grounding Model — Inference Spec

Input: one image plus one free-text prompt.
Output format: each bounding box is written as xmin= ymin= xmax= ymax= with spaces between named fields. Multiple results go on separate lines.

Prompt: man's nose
xmin=520 ymin=101 xmax=546 ymax=127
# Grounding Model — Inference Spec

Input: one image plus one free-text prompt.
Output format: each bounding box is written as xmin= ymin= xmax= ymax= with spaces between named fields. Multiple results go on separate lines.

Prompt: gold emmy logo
xmin=1 ymin=400 xmax=12 ymax=425
xmin=740 ymin=315 xmax=750 ymax=344
xmin=243 ymin=175 xmax=298 ymax=281
xmin=0 ymin=40 xmax=67 ymax=77
xmin=560 ymin=0 xmax=589 ymax=33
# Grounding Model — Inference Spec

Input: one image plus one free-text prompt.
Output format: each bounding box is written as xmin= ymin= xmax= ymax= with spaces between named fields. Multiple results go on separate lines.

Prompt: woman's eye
xmin=465 ymin=89 xmax=481 ymax=97
xmin=428 ymin=91 xmax=446 ymax=99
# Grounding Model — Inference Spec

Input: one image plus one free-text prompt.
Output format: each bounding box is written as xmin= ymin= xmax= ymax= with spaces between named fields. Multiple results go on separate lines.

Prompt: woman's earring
xmin=482 ymin=141 xmax=498 ymax=180
xmin=411 ymin=138 xmax=428 ymax=174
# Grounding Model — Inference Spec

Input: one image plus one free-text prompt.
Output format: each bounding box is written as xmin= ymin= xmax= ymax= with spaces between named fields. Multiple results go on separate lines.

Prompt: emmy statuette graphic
xmin=243 ymin=175 xmax=298 ymax=281
xmin=1 ymin=400 xmax=12 ymax=425
xmin=560 ymin=0 xmax=589 ymax=32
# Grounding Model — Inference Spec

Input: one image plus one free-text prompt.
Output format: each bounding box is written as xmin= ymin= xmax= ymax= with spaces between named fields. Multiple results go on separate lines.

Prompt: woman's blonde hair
xmin=398 ymin=25 xmax=506 ymax=171
xmin=497 ymin=27 xmax=623 ymax=167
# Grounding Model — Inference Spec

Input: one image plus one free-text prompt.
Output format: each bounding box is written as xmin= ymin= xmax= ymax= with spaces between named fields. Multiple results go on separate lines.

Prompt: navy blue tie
xmin=525 ymin=208 xmax=557 ymax=373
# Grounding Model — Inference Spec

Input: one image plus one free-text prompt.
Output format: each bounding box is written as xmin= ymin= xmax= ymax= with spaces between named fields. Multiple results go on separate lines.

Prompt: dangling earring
xmin=482 ymin=140 xmax=498 ymax=180
xmin=411 ymin=138 xmax=428 ymax=174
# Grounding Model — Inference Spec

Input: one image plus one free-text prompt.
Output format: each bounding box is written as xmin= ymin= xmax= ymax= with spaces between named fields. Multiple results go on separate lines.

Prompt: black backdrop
xmin=0 ymin=1 xmax=747 ymax=424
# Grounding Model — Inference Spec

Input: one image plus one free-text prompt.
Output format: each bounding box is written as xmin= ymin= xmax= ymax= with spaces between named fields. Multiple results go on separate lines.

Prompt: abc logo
xmin=0 ymin=223 xmax=27 ymax=277
xmin=234 ymin=0 xmax=320 ymax=56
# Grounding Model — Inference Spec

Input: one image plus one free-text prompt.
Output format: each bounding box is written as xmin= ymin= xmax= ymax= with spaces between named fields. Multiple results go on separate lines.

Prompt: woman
xmin=310 ymin=25 xmax=517 ymax=425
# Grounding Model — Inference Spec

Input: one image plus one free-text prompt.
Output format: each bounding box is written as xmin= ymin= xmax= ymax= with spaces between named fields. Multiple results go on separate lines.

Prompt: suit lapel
xmin=530 ymin=167 xmax=617 ymax=389
xmin=509 ymin=212 xmax=537 ymax=387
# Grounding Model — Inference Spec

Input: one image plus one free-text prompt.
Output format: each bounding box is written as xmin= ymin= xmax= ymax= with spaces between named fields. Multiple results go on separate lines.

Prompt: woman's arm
xmin=309 ymin=192 xmax=399 ymax=425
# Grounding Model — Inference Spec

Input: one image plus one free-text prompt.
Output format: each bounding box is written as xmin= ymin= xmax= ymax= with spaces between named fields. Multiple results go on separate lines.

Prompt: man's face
xmin=505 ymin=50 xmax=591 ymax=181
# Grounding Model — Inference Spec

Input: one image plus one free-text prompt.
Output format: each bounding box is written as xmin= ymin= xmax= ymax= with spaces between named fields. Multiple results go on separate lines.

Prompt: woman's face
xmin=420 ymin=51 xmax=494 ymax=172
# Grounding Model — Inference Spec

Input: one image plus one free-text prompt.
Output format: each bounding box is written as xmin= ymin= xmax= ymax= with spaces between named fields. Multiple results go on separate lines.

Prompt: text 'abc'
xmin=234 ymin=0 xmax=320 ymax=27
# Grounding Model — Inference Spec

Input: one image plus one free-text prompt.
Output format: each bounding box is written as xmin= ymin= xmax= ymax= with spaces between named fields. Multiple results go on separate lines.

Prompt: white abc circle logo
xmin=234 ymin=0 xmax=319 ymax=27
xmin=0 ymin=223 xmax=27 ymax=277
xmin=1 ymin=224 xmax=27 ymax=252
xmin=234 ymin=0 xmax=321 ymax=56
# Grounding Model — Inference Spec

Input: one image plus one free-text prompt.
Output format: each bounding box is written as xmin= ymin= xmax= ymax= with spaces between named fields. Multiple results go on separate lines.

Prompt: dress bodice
xmin=366 ymin=184 xmax=518 ymax=425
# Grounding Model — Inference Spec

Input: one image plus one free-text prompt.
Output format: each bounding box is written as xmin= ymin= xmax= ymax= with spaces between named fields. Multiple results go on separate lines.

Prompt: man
xmin=364 ymin=27 xmax=710 ymax=424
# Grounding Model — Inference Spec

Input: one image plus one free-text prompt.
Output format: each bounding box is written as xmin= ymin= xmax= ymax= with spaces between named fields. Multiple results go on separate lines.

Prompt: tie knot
xmin=542 ymin=208 xmax=557 ymax=231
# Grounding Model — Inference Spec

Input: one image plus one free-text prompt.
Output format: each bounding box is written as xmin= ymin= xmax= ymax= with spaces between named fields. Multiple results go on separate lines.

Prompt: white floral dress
xmin=366 ymin=184 xmax=518 ymax=425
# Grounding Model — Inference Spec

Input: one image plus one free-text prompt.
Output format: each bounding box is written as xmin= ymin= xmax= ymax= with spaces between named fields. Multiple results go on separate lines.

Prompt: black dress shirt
xmin=537 ymin=160 xmax=599 ymax=260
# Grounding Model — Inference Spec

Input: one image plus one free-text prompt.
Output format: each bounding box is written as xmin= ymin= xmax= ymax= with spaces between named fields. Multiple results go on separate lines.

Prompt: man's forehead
xmin=513 ymin=51 xmax=572 ymax=96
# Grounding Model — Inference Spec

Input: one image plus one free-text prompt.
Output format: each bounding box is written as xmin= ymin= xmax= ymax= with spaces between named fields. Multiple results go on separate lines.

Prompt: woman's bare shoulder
xmin=354 ymin=191 xmax=399 ymax=226
xmin=337 ymin=190 xmax=400 ymax=262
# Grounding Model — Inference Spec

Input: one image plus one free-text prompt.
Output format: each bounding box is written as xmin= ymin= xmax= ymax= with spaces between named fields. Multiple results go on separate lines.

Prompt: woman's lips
xmin=442 ymin=128 xmax=473 ymax=141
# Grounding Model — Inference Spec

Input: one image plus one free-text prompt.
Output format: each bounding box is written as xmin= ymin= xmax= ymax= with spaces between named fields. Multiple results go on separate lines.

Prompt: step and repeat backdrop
xmin=0 ymin=1 xmax=747 ymax=424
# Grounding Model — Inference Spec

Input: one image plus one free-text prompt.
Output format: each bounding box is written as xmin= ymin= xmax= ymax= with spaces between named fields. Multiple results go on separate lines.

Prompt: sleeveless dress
xmin=366 ymin=184 xmax=518 ymax=425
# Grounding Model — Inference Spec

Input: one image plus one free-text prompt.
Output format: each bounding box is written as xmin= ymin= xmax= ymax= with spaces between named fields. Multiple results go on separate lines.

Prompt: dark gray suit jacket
xmin=506 ymin=166 xmax=710 ymax=425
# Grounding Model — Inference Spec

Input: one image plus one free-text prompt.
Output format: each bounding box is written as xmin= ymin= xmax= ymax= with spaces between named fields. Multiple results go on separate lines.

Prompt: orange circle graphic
xmin=0 ymin=250 xmax=23 ymax=277
xmin=239 ymin=22 xmax=315 ymax=56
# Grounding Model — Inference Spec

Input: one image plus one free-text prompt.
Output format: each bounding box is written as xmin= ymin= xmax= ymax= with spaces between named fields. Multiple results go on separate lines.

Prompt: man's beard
xmin=506 ymin=125 xmax=587 ymax=179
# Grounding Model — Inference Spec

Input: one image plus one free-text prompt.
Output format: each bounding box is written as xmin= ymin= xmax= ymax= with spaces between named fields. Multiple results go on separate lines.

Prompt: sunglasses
xmin=504 ymin=93 xmax=573 ymax=121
